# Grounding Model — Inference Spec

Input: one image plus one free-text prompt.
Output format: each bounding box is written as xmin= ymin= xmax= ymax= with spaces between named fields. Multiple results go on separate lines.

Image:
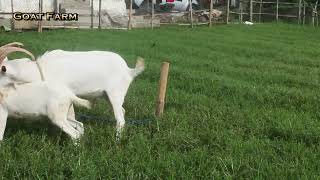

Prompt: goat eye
xmin=1 ymin=66 xmax=6 ymax=73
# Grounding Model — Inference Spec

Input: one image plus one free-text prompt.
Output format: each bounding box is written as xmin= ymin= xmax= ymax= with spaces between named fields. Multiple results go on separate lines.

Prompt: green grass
xmin=0 ymin=23 xmax=320 ymax=179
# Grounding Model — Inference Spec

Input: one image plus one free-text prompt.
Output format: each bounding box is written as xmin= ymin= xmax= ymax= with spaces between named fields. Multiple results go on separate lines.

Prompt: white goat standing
xmin=0 ymin=43 xmax=91 ymax=140
xmin=0 ymin=43 xmax=145 ymax=139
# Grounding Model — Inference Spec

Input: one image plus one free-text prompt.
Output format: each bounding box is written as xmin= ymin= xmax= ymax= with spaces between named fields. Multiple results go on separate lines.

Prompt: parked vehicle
xmin=134 ymin=0 xmax=199 ymax=11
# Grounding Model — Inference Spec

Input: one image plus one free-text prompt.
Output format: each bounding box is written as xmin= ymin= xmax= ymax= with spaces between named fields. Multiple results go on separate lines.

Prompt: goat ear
xmin=1 ymin=66 xmax=6 ymax=73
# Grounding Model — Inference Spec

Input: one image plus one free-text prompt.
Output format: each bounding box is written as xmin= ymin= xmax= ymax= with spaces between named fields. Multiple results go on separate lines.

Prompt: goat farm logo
xmin=13 ymin=12 xmax=78 ymax=21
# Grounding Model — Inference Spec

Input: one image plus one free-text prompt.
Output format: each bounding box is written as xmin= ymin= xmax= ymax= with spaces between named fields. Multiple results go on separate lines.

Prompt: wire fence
xmin=228 ymin=0 xmax=320 ymax=25
xmin=0 ymin=0 xmax=319 ymax=32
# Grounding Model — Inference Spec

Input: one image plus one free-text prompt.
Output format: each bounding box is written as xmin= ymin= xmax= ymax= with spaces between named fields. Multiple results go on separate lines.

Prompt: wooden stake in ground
xmin=227 ymin=0 xmax=230 ymax=24
xmin=189 ymin=0 xmax=194 ymax=28
xmin=155 ymin=62 xmax=170 ymax=117
xmin=38 ymin=0 xmax=43 ymax=33
xmin=209 ymin=0 xmax=213 ymax=27
xmin=128 ymin=0 xmax=133 ymax=30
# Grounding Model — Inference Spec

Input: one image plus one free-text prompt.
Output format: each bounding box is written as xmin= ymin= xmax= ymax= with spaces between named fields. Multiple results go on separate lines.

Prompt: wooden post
xmin=10 ymin=0 xmax=14 ymax=31
xmin=238 ymin=0 xmax=241 ymax=22
xmin=91 ymin=0 xmax=94 ymax=28
xmin=98 ymin=0 xmax=102 ymax=30
xmin=298 ymin=0 xmax=302 ymax=24
xmin=276 ymin=0 xmax=279 ymax=22
xmin=151 ymin=0 xmax=155 ymax=29
xmin=311 ymin=7 xmax=315 ymax=26
xmin=316 ymin=8 xmax=319 ymax=27
xmin=53 ymin=0 xmax=58 ymax=13
xmin=259 ymin=0 xmax=263 ymax=22
xmin=189 ymin=0 xmax=194 ymax=28
xmin=128 ymin=0 xmax=133 ymax=30
xmin=249 ymin=0 xmax=253 ymax=22
xmin=209 ymin=0 xmax=213 ymax=27
xmin=155 ymin=62 xmax=170 ymax=117
xmin=312 ymin=1 xmax=318 ymax=27
xmin=38 ymin=0 xmax=43 ymax=33
xmin=226 ymin=0 xmax=230 ymax=23
xmin=303 ymin=1 xmax=306 ymax=25
xmin=239 ymin=0 xmax=243 ymax=22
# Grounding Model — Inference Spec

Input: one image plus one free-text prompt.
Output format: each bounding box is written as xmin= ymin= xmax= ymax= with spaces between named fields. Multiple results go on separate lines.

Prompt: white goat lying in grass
xmin=0 ymin=42 xmax=145 ymax=139
xmin=0 ymin=80 xmax=91 ymax=141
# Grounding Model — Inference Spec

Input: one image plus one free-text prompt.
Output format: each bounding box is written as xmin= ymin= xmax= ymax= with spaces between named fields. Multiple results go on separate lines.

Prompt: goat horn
xmin=0 ymin=46 xmax=35 ymax=64
xmin=0 ymin=42 xmax=25 ymax=58
xmin=0 ymin=42 xmax=24 ymax=50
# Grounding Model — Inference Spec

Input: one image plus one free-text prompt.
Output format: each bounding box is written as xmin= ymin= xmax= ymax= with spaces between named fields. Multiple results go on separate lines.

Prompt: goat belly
xmin=5 ymin=102 xmax=46 ymax=120
xmin=8 ymin=110 xmax=45 ymax=121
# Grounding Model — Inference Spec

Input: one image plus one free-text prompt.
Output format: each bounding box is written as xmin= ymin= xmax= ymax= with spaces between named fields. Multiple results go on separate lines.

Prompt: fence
xmin=0 ymin=0 xmax=319 ymax=33
xmin=126 ymin=0 xmax=226 ymax=28
xmin=0 ymin=0 xmax=226 ymax=31
xmin=227 ymin=0 xmax=320 ymax=25
xmin=0 ymin=0 xmax=42 ymax=31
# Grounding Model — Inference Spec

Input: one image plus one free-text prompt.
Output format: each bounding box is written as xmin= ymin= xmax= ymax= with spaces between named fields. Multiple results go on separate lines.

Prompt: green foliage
xmin=0 ymin=23 xmax=320 ymax=179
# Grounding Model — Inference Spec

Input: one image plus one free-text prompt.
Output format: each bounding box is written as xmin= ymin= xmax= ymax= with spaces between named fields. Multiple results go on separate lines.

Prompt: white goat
xmin=0 ymin=43 xmax=145 ymax=139
xmin=0 ymin=81 xmax=91 ymax=141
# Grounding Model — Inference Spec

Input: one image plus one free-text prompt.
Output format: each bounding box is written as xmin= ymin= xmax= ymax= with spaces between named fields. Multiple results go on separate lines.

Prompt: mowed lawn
xmin=0 ymin=23 xmax=319 ymax=179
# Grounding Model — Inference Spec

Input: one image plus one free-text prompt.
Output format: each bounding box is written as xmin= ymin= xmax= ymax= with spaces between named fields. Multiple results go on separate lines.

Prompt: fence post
xmin=316 ymin=7 xmax=319 ymax=27
xmin=312 ymin=5 xmax=315 ymax=26
xmin=155 ymin=62 xmax=170 ymax=117
xmin=91 ymin=0 xmax=94 ymax=28
xmin=259 ymin=0 xmax=263 ymax=22
xmin=189 ymin=0 xmax=194 ymax=28
xmin=128 ymin=0 xmax=133 ymax=30
xmin=209 ymin=0 xmax=213 ymax=27
xmin=98 ymin=0 xmax=102 ymax=30
xmin=249 ymin=0 xmax=253 ymax=22
xmin=38 ymin=0 xmax=43 ymax=33
xmin=151 ymin=0 xmax=155 ymax=29
xmin=303 ymin=1 xmax=306 ymax=25
xmin=10 ymin=0 xmax=14 ymax=31
xmin=312 ymin=1 xmax=318 ymax=26
xmin=298 ymin=0 xmax=302 ymax=24
xmin=53 ymin=0 xmax=57 ymax=13
xmin=276 ymin=0 xmax=279 ymax=22
xmin=239 ymin=0 xmax=243 ymax=22
xmin=226 ymin=0 xmax=230 ymax=23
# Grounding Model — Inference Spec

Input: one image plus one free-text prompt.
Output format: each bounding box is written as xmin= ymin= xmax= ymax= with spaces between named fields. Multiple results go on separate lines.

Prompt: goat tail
xmin=130 ymin=57 xmax=145 ymax=78
xmin=71 ymin=96 xmax=91 ymax=109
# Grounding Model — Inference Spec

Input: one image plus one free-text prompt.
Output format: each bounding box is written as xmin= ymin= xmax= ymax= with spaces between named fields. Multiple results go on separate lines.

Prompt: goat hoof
xmin=72 ymin=138 xmax=81 ymax=146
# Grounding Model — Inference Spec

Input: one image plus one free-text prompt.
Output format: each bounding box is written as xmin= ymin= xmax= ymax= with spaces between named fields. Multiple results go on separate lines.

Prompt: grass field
xmin=0 ymin=23 xmax=319 ymax=179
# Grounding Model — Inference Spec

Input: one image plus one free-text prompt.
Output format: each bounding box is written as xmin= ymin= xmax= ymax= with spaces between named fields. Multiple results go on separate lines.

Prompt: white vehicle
xmin=135 ymin=0 xmax=199 ymax=11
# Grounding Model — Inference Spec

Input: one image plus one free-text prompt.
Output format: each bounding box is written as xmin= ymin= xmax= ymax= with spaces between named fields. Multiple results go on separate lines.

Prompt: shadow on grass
xmin=265 ymin=127 xmax=320 ymax=147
